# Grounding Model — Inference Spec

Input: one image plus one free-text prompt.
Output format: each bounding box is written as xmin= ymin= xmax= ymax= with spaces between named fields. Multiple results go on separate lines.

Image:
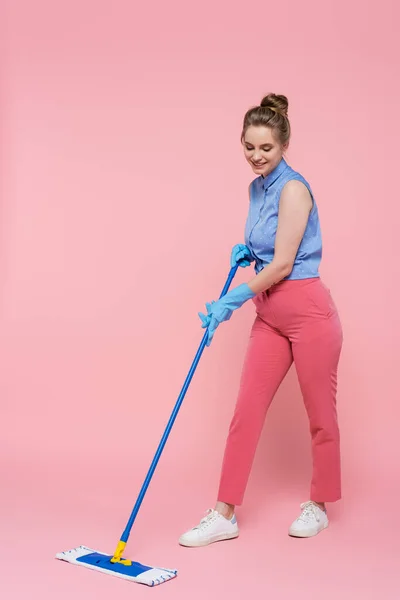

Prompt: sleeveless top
xmin=244 ymin=158 xmax=322 ymax=280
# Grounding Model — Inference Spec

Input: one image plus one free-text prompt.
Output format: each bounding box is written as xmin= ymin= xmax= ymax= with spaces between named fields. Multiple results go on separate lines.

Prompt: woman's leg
xmin=291 ymin=284 xmax=343 ymax=505
xmin=179 ymin=312 xmax=293 ymax=547
xmin=179 ymin=296 xmax=293 ymax=547
xmin=217 ymin=313 xmax=293 ymax=508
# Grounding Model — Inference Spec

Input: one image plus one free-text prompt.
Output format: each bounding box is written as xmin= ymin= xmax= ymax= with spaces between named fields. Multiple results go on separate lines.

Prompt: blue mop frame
xmin=119 ymin=265 xmax=239 ymax=547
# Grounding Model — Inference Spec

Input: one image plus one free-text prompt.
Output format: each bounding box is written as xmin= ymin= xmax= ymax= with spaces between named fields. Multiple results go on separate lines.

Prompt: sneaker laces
xmin=296 ymin=501 xmax=322 ymax=524
xmin=195 ymin=509 xmax=219 ymax=531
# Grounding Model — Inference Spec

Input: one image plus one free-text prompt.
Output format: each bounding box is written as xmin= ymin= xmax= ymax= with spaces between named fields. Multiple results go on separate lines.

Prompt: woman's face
xmin=242 ymin=125 xmax=286 ymax=178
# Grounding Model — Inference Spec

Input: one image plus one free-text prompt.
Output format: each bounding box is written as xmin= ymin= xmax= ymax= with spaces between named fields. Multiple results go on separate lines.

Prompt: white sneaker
xmin=179 ymin=509 xmax=239 ymax=547
xmin=288 ymin=501 xmax=329 ymax=538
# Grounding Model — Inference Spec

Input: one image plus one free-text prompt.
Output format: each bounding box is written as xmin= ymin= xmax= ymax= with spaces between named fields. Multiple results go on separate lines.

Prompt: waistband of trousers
xmin=265 ymin=276 xmax=320 ymax=294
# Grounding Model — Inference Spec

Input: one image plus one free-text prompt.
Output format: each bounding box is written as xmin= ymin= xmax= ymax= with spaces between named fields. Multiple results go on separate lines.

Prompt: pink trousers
xmin=217 ymin=277 xmax=343 ymax=506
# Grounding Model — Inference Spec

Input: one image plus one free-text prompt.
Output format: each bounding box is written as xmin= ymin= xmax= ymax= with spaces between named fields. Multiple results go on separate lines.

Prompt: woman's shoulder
xmin=280 ymin=167 xmax=315 ymax=207
xmin=285 ymin=162 xmax=312 ymax=185
xmin=250 ymin=175 xmax=263 ymax=187
xmin=248 ymin=176 xmax=263 ymax=197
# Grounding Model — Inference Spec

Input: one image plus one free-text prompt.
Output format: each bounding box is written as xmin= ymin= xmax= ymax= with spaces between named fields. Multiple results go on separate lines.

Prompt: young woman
xmin=179 ymin=94 xmax=343 ymax=546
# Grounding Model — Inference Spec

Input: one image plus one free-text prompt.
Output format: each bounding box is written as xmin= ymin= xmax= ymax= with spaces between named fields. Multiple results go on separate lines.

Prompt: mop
xmin=56 ymin=265 xmax=239 ymax=586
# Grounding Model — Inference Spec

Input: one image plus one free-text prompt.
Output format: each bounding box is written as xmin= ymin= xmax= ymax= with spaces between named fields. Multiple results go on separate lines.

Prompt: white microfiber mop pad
xmin=56 ymin=546 xmax=177 ymax=586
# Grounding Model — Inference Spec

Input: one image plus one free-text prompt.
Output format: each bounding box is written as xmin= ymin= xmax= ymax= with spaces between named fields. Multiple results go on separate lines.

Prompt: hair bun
xmin=260 ymin=94 xmax=289 ymax=117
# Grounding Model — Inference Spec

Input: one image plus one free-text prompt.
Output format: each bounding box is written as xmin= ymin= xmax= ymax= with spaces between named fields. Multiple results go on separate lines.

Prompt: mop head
xmin=55 ymin=546 xmax=177 ymax=586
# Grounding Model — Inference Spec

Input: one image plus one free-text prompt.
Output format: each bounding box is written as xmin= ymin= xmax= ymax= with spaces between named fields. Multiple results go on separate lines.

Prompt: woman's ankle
xmin=215 ymin=501 xmax=235 ymax=520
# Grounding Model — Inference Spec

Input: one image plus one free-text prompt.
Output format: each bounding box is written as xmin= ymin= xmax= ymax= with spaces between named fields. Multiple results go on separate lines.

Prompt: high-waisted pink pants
xmin=217 ymin=277 xmax=343 ymax=506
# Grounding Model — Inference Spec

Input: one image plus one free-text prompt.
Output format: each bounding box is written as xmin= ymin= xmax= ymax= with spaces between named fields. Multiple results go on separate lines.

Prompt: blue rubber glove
xmin=230 ymin=243 xmax=254 ymax=268
xmin=199 ymin=283 xmax=255 ymax=346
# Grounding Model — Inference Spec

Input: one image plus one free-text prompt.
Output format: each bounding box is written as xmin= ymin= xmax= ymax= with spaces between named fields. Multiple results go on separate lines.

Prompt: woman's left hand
xmin=198 ymin=283 xmax=255 ymax=346
xmin=198 ymin=300 xmax=232 ymax=346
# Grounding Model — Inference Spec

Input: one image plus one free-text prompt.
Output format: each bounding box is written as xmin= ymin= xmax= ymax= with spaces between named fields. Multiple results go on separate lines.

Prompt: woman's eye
xmin=245 ymin=146 xmax=271 ymax=152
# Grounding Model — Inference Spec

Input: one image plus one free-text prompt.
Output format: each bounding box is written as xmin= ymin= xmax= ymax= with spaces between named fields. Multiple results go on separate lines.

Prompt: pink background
xmin=1 ymin=0 xmax=399 ymax=598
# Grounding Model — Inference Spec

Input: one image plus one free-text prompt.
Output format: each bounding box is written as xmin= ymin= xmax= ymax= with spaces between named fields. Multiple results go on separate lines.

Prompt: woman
xmin=179 ymin=94 xmax=343 ymax=546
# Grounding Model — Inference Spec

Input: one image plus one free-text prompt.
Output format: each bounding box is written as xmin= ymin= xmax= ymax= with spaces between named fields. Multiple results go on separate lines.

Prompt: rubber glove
xmin=230 ymin=243 xmax=254 ymax=268
xmin=199 ymin=283 xmax=255 ymax=346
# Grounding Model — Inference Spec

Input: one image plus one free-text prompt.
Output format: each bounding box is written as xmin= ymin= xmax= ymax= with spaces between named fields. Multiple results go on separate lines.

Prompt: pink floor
xmin=4 ymin=455 xmax=398 ymax=600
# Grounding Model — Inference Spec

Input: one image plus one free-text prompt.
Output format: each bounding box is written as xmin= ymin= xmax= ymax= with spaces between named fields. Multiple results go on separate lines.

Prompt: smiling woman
xmin=244 ymin=126 xmax=280 ymax=174
xmin=242 ymin=94 xmax=291 ymax=178
xmin=179 ymin=93 xmax=344 ymax=548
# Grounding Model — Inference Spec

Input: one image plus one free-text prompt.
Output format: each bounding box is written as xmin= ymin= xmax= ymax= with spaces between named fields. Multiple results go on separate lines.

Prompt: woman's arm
xmin=198 ymin=180 xmax=313 ymax=345
xmin=247 ymin=180 xmax=313 ymax=295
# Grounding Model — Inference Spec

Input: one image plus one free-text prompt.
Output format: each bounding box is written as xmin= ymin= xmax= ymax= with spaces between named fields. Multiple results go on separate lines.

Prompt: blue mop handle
xmin=120 ymin=264 xmax=239 ymax=544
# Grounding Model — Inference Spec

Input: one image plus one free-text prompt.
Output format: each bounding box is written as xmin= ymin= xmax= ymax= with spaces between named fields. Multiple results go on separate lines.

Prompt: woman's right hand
xmin=230 ymin=243 xmax=254 ymax=268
